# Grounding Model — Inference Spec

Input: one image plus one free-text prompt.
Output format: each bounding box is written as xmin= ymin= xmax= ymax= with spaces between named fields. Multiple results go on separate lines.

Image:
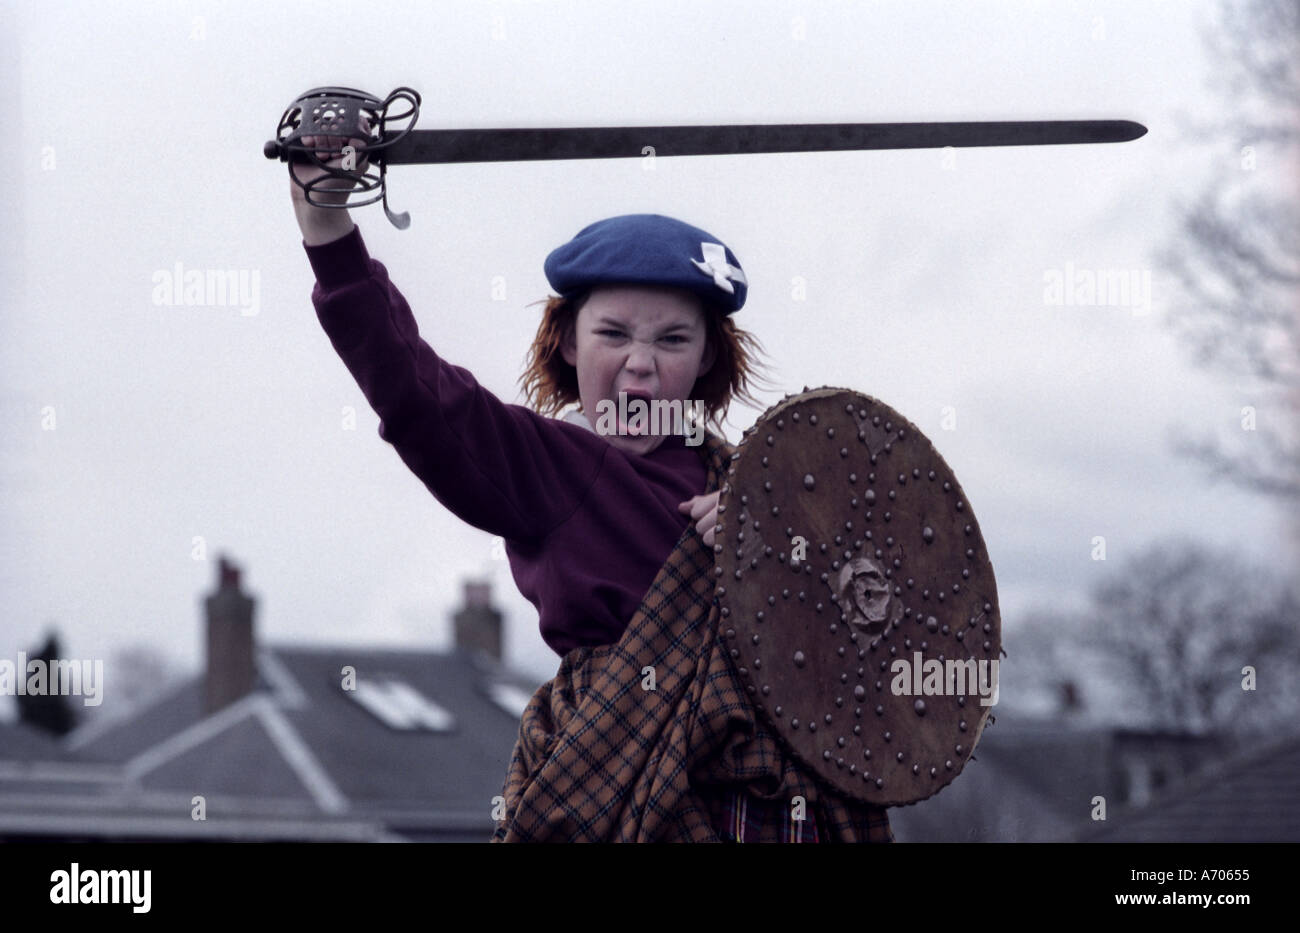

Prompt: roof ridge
xmin=253 ymin=698 xmax=349 ymax=814
xmin=63 ymin=675 xmax=198 ymax=752
xmin=257 ymin=647 xmax=308 ymax=709
xmin=121 ymin=693 xmax=266 ymax=781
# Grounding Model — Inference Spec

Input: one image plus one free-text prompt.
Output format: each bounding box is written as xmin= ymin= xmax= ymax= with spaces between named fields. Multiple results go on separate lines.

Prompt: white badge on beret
xmin=691 ymin=242 xmax=747 ymax=295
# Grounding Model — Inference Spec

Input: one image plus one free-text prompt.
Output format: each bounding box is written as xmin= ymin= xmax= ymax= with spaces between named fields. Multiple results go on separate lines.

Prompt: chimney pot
xmin=218 ymin=556 xmax=241 ymax=590
xmin=465 ymin=581 xmax=491 ymax=609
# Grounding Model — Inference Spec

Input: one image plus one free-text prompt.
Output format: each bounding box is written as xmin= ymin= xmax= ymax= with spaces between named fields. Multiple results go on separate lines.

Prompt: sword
xmin=381 ymin=119 xmax=1146 ymax=164
xmin=264 ymin=86 xmax=1148 ymax=229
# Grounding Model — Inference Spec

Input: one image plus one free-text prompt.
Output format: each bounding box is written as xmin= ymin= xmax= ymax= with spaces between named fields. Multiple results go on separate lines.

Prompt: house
xmin=7 ymin=557 xmax=1290 ymax=843
xmin=0 ymin=556 xmax=543 ymax=842
xmin=1076 ymin=731 xmax=1300 ymax=842
xmin=886 ymin=688 xmax=1243 ymax=842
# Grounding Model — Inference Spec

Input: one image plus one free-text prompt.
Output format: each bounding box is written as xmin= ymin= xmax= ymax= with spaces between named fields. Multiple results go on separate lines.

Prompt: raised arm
xmin=301 ymin=228 xmax=609 ymax=542
xmin=285 ymin=124 xmax=605 ymax=540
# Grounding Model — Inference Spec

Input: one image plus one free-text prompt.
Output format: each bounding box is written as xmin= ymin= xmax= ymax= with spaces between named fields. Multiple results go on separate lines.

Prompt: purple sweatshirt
xmin=304 ymin=225 xmax=711 ymax=656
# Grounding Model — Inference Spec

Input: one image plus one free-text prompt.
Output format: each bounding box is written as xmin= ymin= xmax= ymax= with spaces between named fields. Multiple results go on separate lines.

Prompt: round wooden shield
xmin=714 ymin=387 xmax=1001 ymax=806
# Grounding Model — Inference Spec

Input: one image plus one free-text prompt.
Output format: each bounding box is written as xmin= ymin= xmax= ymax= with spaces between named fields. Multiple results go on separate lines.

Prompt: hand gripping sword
xmin=264 ymin=86 xmax=1147 ymax=230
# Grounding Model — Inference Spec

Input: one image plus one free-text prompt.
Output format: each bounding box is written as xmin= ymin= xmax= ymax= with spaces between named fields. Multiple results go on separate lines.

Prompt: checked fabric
xmin=491 ymin=431 xmax=894 ymax=843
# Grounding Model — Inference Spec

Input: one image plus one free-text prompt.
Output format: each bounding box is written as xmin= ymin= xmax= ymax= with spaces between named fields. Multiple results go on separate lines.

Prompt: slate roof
xmin=11 ymin=639 xmax=1283 ymax=843
xmin=886 ymin=711 xmax=1237 ymax=842
xmin=0 ymin=719 xmax=66 ymax=761
xmin=66 ymin=678 xmax=229 ymax=763
xmin=887 ymin=713 xmax=1117 ymax=842
xmin=1077 ymin=732 xmax=1300 ymax=842
xmin=0 ymin=643 xmax=543 ymax=842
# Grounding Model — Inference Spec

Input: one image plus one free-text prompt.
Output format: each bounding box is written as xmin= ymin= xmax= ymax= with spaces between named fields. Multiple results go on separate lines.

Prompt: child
xmin=289 ymin=134 xmax=894 ymax=842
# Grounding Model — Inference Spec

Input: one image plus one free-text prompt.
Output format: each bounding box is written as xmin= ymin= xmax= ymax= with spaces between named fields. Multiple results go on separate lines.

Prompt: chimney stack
xmin=453 ymin=580 xmax=502 ymax=662
xmin=204 ymin=555 xmax=256 ymax=714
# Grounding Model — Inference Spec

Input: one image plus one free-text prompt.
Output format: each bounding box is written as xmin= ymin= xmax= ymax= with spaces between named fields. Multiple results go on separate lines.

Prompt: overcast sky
xmin=2 ymin=0 xmax=1295 ymax=715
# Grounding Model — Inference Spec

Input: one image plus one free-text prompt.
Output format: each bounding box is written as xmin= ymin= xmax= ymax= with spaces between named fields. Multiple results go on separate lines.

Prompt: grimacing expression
xmin=561 ymin=285 xmax=717 ymax=455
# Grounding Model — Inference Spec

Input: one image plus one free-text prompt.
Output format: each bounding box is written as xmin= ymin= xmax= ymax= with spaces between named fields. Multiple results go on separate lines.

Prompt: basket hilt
xmin=264 ymin=86 xmax=421 ymax=230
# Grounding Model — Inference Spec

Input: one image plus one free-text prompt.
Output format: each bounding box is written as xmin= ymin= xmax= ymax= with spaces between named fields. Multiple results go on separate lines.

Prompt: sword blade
xmin=380 ymin=120 xmax=1146 ymax=164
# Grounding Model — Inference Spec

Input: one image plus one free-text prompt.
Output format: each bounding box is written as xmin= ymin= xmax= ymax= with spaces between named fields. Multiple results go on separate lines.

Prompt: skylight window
xmin=350 ymin=678 xmax=455 ymax=732
xmin=487 ymin=683 xmax=533 ymax=719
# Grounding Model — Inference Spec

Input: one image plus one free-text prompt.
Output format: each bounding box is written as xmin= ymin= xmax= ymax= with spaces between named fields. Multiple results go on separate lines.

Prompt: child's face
xmin=562 ymin=284 xmax=717 ymax=456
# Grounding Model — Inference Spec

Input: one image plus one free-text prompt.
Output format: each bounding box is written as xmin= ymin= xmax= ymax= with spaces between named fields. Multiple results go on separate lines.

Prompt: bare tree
xmin=1160 ymin=0 xmax=1300 ymax=502
xmin=1002 ymin=607 xmax=1093 ymax=717
xmin=109 ymin=644 xmax=184 ymax=709
xmin=16 ymin=632 xmax=76 ymax=736
xmin=1074 ymin=537 xmax=1300 ymax=735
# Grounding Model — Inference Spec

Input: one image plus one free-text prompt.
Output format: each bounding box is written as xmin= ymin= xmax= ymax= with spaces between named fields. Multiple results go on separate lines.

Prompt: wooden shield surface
xmin=714 ymin=387 xmax=1001 ymax=806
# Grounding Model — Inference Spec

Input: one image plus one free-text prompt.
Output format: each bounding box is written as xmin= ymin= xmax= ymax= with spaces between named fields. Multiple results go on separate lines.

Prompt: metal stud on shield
xmin=715 ymin=387 xmax=1002 ymax=806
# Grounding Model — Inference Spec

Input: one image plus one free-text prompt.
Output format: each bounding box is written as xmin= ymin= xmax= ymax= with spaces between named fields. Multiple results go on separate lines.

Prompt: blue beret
xmin=544 ymin=213 xmax=746 ymax=314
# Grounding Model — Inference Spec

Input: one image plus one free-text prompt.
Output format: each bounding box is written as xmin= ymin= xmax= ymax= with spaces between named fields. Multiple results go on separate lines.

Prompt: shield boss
xmin=714 ymin=387 xmax=1001 ymax=806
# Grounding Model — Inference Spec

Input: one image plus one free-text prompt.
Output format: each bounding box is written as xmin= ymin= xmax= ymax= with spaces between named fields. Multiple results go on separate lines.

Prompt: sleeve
xmin=303 ymin=225 xmax=607 ymax=542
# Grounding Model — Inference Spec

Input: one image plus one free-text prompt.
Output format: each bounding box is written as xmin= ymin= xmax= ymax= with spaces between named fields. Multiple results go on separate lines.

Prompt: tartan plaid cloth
xmin=491 ymin=431 xmax=894 ymax=843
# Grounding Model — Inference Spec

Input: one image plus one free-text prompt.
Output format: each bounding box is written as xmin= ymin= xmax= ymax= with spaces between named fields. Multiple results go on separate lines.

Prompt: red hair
xmin=518 ymin=291 xmax=775 ymax=438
